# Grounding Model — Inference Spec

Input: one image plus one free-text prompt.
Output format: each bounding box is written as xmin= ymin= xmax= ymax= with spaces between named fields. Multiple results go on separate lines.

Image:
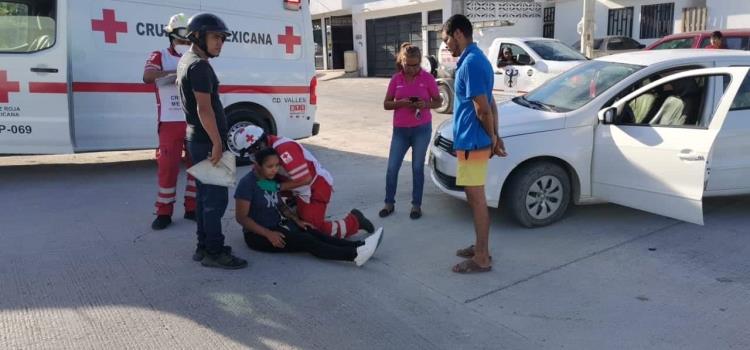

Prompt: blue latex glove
xmin=257 ymin=179 xmax=280 ymax=192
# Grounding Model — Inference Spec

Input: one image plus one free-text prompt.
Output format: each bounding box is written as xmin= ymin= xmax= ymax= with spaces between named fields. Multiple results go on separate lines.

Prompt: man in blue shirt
xmin=442 ymin=14 xmax=507 ymax=274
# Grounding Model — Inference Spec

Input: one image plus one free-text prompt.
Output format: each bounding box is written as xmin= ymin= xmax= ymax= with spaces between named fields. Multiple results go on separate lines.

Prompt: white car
xmin=433 ymin=37 xmax=587 ymax=113
xmin=429 ymin=49 xmax=750 ymax=227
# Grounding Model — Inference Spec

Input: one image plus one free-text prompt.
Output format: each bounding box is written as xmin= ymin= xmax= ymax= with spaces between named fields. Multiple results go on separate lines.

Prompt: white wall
xmin=554 ymin=0 xmax=707 ymax=46
xmin=705 ymin=1 xmax=750 ymax=30
xmin=352 ymin=0 xmax=443 ymax=76
xmin=311 ymin=0 xmax=371 ymax=16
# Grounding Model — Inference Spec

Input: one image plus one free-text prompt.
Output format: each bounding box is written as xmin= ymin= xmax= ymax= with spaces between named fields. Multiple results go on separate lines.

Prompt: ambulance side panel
xmin=69 ymin=0 xmax=200 ymax=152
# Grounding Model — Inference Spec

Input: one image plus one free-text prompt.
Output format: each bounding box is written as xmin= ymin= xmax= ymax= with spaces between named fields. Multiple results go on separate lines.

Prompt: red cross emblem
xmin=0 ymin=70 xmax=20 ymax=103
xmin=245 ymin=134 xmax=256 ymax=144
xmin=277 ymin=26 xmax=301 ymax=54
xmin=91 ymin=9 xmax=128 ymax=44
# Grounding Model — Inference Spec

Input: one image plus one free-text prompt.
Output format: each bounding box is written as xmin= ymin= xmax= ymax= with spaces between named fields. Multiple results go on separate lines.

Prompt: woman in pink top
xmin=380 ymin=43 xmax=443 ymax=219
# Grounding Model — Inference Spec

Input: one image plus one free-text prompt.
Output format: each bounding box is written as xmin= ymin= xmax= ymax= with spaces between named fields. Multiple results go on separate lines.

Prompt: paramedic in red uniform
xmin=233 ymin=125 xmax=377 ymax=239
xmin=143 ymin=13 xmax=196 ymax=230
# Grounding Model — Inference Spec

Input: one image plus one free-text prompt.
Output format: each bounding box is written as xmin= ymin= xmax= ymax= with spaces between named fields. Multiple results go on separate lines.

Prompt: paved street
xmin=1 ymin=77 xmax=749 ymax=350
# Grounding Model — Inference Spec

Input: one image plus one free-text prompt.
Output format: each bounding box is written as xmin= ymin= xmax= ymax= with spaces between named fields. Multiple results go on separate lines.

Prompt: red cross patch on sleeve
xmin=280 ymin=151 xmax=294 ymax=164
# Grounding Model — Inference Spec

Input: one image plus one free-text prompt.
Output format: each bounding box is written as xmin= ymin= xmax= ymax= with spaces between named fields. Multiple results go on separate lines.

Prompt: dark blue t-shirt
xmin=234 ymin=172 xmax=282 ymax=229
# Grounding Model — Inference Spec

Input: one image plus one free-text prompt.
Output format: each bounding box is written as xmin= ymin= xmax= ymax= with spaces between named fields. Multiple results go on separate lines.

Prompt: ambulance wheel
xmin=436 ymin=84 xmax=452 ymax=114
xmin=505 ymin=162 xmax=571 ymax=228
xmin=226 ymin=105 xmax=273 ymax=166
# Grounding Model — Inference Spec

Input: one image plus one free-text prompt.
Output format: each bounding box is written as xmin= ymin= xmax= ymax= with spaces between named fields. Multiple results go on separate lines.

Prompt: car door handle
xmin=679 ymin=154 xmax=705 ymax=161
xmin=30 ymin=67 xmax=58 ymax=73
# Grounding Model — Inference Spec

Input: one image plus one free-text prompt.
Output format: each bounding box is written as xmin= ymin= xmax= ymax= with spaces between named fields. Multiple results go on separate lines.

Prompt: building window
xmin=543 ymin=7 xmax=555 ymax=39
xmin=640 ymin=3 xmax=674 ymax=39
xmin=607 ymin=7 xmax=633 ymax=37
xmin=427 ymin=10 xmax=443 ymax=57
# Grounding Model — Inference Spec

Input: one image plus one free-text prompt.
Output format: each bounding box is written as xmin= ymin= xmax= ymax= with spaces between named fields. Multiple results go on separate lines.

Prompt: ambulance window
xmin=0 ymin=0 xmax=56 ymax=53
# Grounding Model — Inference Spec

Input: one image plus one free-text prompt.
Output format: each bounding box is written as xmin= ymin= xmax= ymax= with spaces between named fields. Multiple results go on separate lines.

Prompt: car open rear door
xmin=591 ymin=67 xmax=749 ymax=225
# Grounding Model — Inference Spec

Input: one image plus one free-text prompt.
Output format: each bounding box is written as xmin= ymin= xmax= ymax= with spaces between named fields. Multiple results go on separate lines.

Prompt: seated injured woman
xmin=234 ymin=148 xmax=383 ymax=266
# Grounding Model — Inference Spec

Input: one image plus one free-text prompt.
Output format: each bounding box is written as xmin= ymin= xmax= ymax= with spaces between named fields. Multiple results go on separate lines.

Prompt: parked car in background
xmin=646 ymin=29 xmax=750 ymax=51
xmin=572 ymin=36 xmax=645 ymax=58
xmin=431 ymin=37 xmax=587 ymax=113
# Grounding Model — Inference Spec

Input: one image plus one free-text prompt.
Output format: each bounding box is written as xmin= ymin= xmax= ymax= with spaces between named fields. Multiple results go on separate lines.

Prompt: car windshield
xmin=518 ymin=60 xmax=643 ymax=112
xmin=652 ymin=37 xmax=695 ymax=49
xmin=526 ymin=40 xmax=587 ymax=61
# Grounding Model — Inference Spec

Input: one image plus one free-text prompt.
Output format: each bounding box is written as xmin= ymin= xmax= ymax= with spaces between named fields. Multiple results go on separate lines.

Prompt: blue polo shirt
xmin=453 ymin=42 xmax=494 ymax=151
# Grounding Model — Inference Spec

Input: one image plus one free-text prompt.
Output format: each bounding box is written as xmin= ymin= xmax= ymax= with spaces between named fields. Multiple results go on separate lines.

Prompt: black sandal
xmin=379 ymin=206 xmax=394 ymax=218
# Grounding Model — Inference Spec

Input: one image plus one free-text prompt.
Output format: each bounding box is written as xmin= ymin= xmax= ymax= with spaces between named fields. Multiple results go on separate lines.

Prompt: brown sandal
xmin=456 ymin=245 xmax=475 ymax=258
xmin=452 ymin=259 xmax=492 ymax=274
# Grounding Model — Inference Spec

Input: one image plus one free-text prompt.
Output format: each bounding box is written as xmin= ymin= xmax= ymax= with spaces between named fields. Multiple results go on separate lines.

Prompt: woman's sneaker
xmin=201 ymin=251 xmax=248 ymax=269
xmin=354 ymin=227 xmax=383 ymax=266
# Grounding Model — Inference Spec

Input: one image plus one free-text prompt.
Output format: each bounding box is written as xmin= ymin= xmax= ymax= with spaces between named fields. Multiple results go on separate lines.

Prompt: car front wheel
xmin=505 ymin=162 xmax=571 ymax=227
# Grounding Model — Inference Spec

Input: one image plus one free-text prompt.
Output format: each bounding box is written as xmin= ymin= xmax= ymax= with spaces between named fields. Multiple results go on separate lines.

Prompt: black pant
xmin=187 ymin=141 xmax=227 ymax=254
xmin=244 ymin=223 xmax=362 ymax=261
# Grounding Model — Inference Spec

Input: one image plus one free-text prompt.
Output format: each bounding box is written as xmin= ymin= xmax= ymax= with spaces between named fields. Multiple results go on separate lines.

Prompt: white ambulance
xmin=0 ymin=0 xmax=318 ymax=154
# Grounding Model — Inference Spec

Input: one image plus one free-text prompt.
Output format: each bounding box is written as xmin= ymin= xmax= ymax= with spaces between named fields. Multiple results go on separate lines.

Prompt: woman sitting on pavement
xmin=380 ymin=42 xmax=443 ymax=220
xmin=235 ymin=148 xmax=383 ymax=266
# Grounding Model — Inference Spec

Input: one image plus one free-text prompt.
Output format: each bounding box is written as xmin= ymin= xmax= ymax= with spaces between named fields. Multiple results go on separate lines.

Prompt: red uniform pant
xmin=155 ymin=122 xmax=196 ymax=216
xmin=296 ymin=178 xmax=360 ymax=238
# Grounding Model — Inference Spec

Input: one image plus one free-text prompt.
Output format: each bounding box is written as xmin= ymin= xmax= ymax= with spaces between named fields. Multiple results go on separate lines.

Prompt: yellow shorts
xmin=456 ymin=148 xmax=490 ymax=187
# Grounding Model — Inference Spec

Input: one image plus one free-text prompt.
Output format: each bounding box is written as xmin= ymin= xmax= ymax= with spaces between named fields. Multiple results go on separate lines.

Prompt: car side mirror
xmin=516 ymin=54 xmax=533 ymax=65
xmin=598 ymin=107 xmax=617 ymax=124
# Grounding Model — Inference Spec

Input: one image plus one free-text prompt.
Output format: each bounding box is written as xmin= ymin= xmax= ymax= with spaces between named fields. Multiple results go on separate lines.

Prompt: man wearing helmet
xmin=177 ymin=13 xmax=247 ymax=269
xmin=144 ymin=13 xmax=196 ymax=231
xmin=230 ymin=124 xmax=377 ymax=239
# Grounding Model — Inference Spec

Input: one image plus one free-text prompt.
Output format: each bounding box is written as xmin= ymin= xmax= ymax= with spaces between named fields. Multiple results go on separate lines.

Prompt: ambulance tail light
xmin=284 ymin=0 xmax=301 ymax=11
xmin=310 ymin=76 xmax=317 ymax=105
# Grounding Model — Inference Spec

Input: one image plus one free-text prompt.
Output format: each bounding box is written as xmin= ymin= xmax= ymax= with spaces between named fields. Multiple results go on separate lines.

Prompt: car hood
xmin=436 ymin=100 xmax=566 ymax=140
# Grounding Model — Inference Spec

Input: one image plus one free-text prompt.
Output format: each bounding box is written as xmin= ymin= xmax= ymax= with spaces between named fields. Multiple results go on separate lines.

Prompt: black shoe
xmin=151 ymin=215 xmax=172 ymax=230
xmin=192 ymin=245 xmax=232 ymax=262
xmin=201 ymin=251 xmax=248 ymax=270
xmin=379 ymin=206 xmax=394 ymax=218
xmin=351 ymin=209 xmax=375 ymax=234
xmin=410 ymin=207 xmax=422 ymax=220
xmin=184 ymin=211 xmax=196 ymax=221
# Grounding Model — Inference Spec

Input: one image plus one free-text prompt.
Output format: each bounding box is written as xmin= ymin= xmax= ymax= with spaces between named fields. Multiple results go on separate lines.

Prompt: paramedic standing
xmin=144 ymin=13 xmax=196 ymax=230
xmin=178 ymin=13 xmax=247 ymax=269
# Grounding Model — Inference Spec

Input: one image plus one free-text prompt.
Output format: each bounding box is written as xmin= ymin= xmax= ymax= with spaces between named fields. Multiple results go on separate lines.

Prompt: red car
xmin=645 ymin=29 xmax=750 ymax=50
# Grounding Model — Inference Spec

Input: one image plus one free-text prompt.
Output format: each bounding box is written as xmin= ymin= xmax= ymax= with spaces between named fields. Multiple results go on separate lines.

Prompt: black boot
xmin=151 ymin=215 xmax=172 ymax=230
xmin=350 ymin=209 xmax=374 ymax=234
xmin=201 ymin=251 xmax=248 ymax=270
xmin=184 ymin=211 xmax=196 ymax=221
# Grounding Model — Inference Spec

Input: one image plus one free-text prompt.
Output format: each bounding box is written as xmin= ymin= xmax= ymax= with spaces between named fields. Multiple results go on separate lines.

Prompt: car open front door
xmin=591 ymin=67 xmax=749 ymax=225
xmin=0 ymin=0 xmax=72 ymax=154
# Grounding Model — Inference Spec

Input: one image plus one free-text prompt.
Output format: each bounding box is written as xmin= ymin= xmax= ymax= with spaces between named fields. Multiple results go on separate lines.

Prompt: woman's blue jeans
xmin=385 ymin=123 xmax=432 ymax=207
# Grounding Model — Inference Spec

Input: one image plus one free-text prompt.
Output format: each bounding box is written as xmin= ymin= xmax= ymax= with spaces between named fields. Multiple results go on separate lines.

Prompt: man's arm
xmin=471 ymin=94 xmax=496 ymax=138
xmin=280 ymin=175 xmax=313 ymax=191
xmin=143 ymin=70 xmax=172 ymax=84
xmin=194 ymin=91 xmax=224 ymax=164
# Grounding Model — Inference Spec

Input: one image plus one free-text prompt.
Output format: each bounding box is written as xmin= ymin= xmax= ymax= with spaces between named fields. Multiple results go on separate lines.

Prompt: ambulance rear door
xmin=205 ymin=0 xmax=317 ymax=140
xmin=0 ymin=0 xmax=72 ymax=154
